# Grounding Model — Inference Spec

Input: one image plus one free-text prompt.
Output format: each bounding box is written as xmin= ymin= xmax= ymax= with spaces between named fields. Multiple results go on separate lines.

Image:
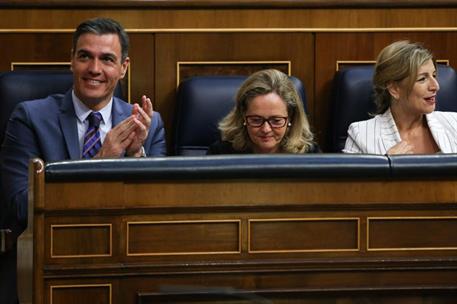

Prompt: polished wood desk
xmin=22 ymin=155 xmax=457 ymax=303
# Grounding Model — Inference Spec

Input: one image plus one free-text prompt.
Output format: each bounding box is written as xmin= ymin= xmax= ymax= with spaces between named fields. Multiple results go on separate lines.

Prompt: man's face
xmin=71 ymin=33 xmax=129 ymax=110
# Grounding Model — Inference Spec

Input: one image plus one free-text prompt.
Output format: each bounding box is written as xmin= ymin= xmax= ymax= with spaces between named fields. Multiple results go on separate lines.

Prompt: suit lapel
xmin=378 ymin=109 xmax=401 ymax=153
xmin=426 ymin=112 xmax=453 ymax=153
xmin=59 ymin=91 xmax=80 ymax=159
xmin=111 ymin=97 xmax=131 ymax=127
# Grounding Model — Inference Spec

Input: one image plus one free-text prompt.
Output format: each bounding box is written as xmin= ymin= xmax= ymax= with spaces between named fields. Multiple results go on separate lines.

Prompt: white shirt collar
xmin=72 ymin=90 xmax=113 ymax=125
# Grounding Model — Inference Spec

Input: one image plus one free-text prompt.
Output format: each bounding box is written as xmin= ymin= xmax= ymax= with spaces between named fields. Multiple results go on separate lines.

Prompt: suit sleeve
xmin=1 ymin=103 xmax=40 ymax=232
xmin=143 ymin=111 xmax=166 ymax=156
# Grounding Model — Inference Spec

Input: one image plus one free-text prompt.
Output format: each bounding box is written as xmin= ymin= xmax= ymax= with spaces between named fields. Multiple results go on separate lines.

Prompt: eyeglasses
xmin=245 ymin=115 xmax=288 ymax=128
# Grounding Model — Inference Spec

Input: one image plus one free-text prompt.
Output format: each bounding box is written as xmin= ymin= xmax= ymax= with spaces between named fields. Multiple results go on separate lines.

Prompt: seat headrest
xmin=0 ymin=70 xmax=74 ymax=147
xmin=173 ymin=75 xmax=307 ymax=156
xmin=435 ymin=64 xmax=457 ymax=112
xmin=328 ymin=64 xmax=457 ymax=152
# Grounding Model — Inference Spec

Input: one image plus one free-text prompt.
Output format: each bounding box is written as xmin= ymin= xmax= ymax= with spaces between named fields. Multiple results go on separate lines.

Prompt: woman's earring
xmin=287 ymin=122 xmax=292 ymax=127
xmin=243 ymin=122 xmax=247 ymax=126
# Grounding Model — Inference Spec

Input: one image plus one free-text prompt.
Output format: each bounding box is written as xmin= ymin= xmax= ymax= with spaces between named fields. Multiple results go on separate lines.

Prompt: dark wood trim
xmin=137 ymin=287 xmax=457 ymax=304
xmin=1 ymin=0 xmax=457 ymax=9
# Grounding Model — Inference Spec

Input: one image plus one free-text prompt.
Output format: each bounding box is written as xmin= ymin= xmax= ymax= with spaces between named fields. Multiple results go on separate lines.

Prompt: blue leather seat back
xmin=435 ymin=64 xmax=457 ymax=112
xmin=0 ymin=69 xmax=123 ymax=148
xmin=328 ymin=64 xmax=457 ymax=152
xmin=174 ymin=75 xmax=307 ymax=156
xmin=0 ymin=70 xmax=73 ymax=147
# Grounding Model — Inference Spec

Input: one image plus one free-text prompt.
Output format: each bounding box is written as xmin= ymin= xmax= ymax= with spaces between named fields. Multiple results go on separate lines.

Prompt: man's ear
xmin=120 ymin=57 xmax=130 ymax=79
xmin=386 ymin=81 xmax=400 ymax=100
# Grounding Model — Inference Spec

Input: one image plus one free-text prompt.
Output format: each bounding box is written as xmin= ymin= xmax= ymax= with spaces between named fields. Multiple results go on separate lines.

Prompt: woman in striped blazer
xmin=343 ymin=40 xmax=457 ymax=154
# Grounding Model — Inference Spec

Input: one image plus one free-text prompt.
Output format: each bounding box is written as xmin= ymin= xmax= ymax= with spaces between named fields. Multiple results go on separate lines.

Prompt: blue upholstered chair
xmin=328 ymin=64 xmax=457 ymax=152
xmin=0 ymin=70 xmax=74 ymax=147
xmin=173 ymin=75 xmax=307 ymax=156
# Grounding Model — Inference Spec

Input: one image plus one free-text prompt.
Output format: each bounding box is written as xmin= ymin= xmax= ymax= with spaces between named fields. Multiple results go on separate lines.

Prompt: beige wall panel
xmin=155 ymin=32 xmax=314 ymax=153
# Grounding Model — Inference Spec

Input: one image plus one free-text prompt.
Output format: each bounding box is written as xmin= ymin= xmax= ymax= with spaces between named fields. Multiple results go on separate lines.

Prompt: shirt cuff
xmin=140 ymin=146 xmax=146 ymax=157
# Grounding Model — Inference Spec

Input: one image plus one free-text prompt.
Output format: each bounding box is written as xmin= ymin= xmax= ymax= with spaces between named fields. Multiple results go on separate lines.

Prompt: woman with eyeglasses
xmin=207 ymin=69 xmax=319 ymax=154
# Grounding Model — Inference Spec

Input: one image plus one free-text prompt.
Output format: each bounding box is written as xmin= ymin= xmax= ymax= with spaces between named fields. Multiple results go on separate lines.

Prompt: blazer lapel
xmin=426 ymin=112 xmax=453 ymax=153
xmin=378 ymin=109 xmax=401 ymax=153
xmin=59 ymin=91 xmax=80 ymax=159
xmin=111 ymin=97 xmax=131 ymax=126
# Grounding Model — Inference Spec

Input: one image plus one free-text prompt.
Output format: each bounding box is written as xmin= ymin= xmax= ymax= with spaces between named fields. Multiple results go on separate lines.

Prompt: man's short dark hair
xmin=72 ymin=17 xmax=129 ymax=62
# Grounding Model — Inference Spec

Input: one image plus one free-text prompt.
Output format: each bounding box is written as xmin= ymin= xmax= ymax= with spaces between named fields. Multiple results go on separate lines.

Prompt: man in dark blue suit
xmin=0 ymin=17 xmax=166 ymax=303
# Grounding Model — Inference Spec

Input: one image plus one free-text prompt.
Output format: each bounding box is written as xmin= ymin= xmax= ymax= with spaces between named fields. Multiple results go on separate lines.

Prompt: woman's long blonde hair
xmin=373 ymin=40 xmax=434 ymax=114
xmin=218 ymin=69 xmax=315 ymax=153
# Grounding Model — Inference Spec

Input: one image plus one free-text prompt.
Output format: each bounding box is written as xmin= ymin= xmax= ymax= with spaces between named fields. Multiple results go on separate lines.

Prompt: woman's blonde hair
xmin=218 ymin=69 xmax=315 ymax=153
xmin=373 ymin=40 xmax=434 ymax=114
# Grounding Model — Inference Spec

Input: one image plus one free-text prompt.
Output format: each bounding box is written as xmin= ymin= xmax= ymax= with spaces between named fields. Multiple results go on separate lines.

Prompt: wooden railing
xmin=21 ymin=154 xmax=457 ymax=303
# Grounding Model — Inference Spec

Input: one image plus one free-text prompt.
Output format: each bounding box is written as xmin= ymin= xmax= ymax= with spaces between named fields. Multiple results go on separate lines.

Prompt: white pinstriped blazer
xmin=343 ymin=108 xmax=457 ymax=154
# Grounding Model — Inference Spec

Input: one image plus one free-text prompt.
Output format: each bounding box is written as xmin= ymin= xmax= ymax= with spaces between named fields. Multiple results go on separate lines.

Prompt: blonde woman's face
xmin=396 ymin=59 xmax=439 ymax=115
xmin=244 ymin=92 xmax=289 ymax=153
